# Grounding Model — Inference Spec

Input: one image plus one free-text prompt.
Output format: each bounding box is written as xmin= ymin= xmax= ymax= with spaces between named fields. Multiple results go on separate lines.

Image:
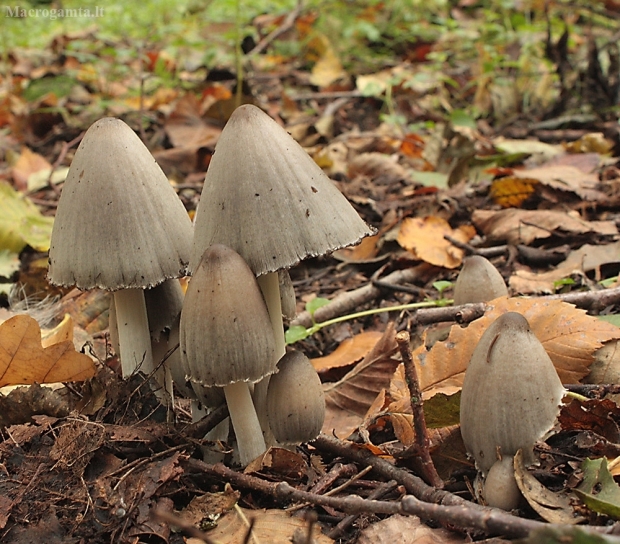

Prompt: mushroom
xmin=266 ymin=350 xmax=325 ymax=445
xmin=453 ymin=255 xmax=508 ymax=305
xmin=460 ymin=312 xmax=564 ymax=475
xmin=180 ymin=244 xmax=277 ymax=466
xmin=48 ymin=117 xmax=193 ymax=379
xmin=483 ymin=455 xmax=521 ymax=510
xmin=190 ymin=104 xmax=374 ymax=439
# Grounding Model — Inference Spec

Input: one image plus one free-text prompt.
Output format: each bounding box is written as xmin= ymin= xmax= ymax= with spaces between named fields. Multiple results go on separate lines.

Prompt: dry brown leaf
xmin=11 ymin=146 xmax=52 ymax=191
xmin=510 ymin=241 xmax=620 ymax=294
xmin=164 ymin=93 xmax=222 ymax=148
xmin=0 ymin=315 xmax=96 ymax=387
xmin=472 ymin=209 xmax=617 ymax=245
xmin=397 ymin=216 xmax=476 ymax=269
xmin=512 ymin=164 xmax=600 ymax=200
xmin=309 ymin=39 xmax=346 ymax=88
xmin=415 ymin=297 xmax=620 ymax=399
xmin=322 ymin=323 xmax=399 ymax=438
xmin=348 ymin=152 xmax=412 ymax=184
xmin=312 ymin=330 xmax=384 ymax=372
xmin=489 ymin=176 xmax=539 ymax=208
xmin=41 ymin=314 xmax=73 ymax=348
xmin=357 ymin=514 xmax=466 ymax=544
xmin=188 ymin=505 xmax=333 ymax=544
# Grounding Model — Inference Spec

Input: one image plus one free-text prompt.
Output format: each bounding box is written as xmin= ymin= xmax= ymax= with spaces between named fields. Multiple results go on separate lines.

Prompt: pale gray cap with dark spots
xmin=190 ymin=104 xmax=375 ymax=276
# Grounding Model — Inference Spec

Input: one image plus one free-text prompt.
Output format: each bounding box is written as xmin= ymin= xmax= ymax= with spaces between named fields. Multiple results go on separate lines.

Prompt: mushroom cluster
xmin=188 ymin=104 xmax=373 ymax=454
xmin=49 ymin=107 xmax=370 ymax=465
xmin=460 ymin=312 xmax=565 ymax=509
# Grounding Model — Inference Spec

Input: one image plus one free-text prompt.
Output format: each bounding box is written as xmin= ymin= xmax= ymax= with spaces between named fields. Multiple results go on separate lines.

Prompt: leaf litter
xmin=4 ymin=2 xmax=620 ymax=543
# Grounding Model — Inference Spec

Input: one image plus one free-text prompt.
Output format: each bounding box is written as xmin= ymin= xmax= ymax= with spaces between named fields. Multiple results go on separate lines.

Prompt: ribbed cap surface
xmin=180 ymin=244 xmax=277 ymax=387
xmin=191 ymin=105 xmax=374 ymax=276
xmin=48 ymin=117 xmax=193 ymax=290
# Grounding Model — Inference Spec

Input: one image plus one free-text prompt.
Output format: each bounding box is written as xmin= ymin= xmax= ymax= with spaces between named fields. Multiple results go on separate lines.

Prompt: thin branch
xmin=396 ymin=331 xmax=443 ymax=489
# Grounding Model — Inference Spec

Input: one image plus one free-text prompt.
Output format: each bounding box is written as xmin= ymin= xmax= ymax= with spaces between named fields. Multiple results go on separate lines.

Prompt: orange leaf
xmin=397 ymin=216 xmax=475 ymax=269
xmin=415 ymin=297 xmax=620 ymax=400
xmin=12 ymin=147 xmax=52 ymax=191
xmin=312 ymin=330 xmax=384 ymax=372
xmin=0 ymin=315 xmax=96 ymax=387
xmin=489 ymin=176 xmax=539 ymax=208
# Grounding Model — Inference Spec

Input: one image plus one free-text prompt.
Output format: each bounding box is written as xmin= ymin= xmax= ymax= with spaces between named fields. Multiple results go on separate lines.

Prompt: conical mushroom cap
xmin=48 ymin=117 xmax=193 ymax=290
xmin=459 ymin=312 xmax=564 ymax=474
xmin=180 ymin=244 xmax=277 ymax=387
xmin=190 ymin=104 xmax=375 ymax=276
xmin=453 ymin=255 xmax=508 ymax=305
xmin=267 ymin=350 xmax=325 ymax=444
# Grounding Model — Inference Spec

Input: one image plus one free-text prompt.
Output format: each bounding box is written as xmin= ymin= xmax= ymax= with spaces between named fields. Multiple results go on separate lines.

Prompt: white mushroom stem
xmin=114 ymin=288 xmax=154 ymax=378
xmin=224 ymin=381 xmax=267 ymax=466
xmin=254 ymin=272 xmax=286 ymax=445
xmin=151 ymin=336 xmax=174 ymax=416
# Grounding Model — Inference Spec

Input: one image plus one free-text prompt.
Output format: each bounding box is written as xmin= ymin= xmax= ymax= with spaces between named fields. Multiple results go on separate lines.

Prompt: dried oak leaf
xmin=322 ymin=323 xmax=399 ymax=439
xmin=472 ymin=209 xmax=617 ymax=245
xmin=0 ymin=314 xmax=96 ymax=387
xmin=414 ymin=297 xmax=620 ymax=399
xmin=397 ymin=216 xmax=475 ymax=269
xmin=311 ymin=330 xmax=384 ymax=372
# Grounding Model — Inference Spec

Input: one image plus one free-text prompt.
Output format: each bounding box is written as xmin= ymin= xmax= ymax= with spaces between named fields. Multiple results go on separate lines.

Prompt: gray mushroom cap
xmin=180 ymin=243 xmax=277 ymax=387
xmin=267 ymin=350 xmax=325 ymax=445
xmin=190 ymin=104 xmax=375 ymax=276
xmin=48 ymin=117 xmax=193 ymax=290
xmin=453 ymin=255 xmax=508 ymax=305
xmin=460 ymin=312 xmax=565 ymax=474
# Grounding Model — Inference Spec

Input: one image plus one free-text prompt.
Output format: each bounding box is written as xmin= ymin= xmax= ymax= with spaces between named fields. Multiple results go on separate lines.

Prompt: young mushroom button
xmin=180 ymin=244 xmax=277 ymax=466
xmin=453 ymin=255 xmax=508 ymax=305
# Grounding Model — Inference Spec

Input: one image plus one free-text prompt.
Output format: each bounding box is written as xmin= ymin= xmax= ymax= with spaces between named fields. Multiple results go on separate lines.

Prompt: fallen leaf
xmin=0 ymin=314 xmax=96 ymax=387
xmin=322 ymin=323 xmax=399 ymax=438
xmin=472 ymin=209 xmax=617 ymax=245
xmin=0 ymin=249 xmax=20 ymax=278
xmin=575 ymin=457 xmax=620 ymax=519
xmin=489 ymin=176 xmax=539 ymax=208
xmin=11 ymin=146 xmax=52 ymax=191
xmin=510 ymin=241 xmax=620 ymax=294
xmin=512 ymin=164 xmax=601 ymax=200
xmin=397 ymin=216 xmax=476 ymax=269
xmin=312 ymin=330 xmax=384 ymax=372
xmin=515 ymin=449 xmax=584 ymax=524
xmin=309 ymin=36 xmax=346 ymax=88
xmin=357 ymin=514 xmax=466 ymax=544
xmin=414 ymin=297 xmax=620 ymax=399
xmin=0 ymin=180 xmax=55 ymax=253
xmin=188 ymin=505 xmax=333 ymax=544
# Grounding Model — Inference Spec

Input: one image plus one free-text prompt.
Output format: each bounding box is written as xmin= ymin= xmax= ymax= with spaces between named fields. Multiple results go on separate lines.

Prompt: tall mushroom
xmin=48 ymin=118 xmax=193 ymax=379
xmin=191 ymin=104 xmax=375 ymax=438
xmin=453 ymin=255 xmax=508 ymax=305
xmin=180 ymin=244 xmax=277 ymax=466
xmin=460 ymin=312 xmax=565 ymax=509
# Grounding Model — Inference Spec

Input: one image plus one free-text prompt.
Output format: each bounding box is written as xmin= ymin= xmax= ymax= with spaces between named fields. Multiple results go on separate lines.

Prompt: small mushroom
xmin=48 ymin=117 xmax=193 ymax=379
xmin=266 ymin=350 xmax=325 ymax=445
xmin=483 ymin=455 xmax=521 ymax=510
xmin=180 ymin=244 xmax=277 ymax=466
xmin=453 ymin=255 xmax=508 ymax=305
xmin=460 ymin=312 xmax=565 ymax=475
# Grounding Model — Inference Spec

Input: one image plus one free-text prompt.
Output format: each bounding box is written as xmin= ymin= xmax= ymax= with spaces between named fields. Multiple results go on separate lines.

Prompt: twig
xmin=443 ymin=235 xmax=508 ymax=258
xmin=565 ymin=384 xmax=620 ymax=398
xmin=327 ymin=480 xmax=399 ymax=539
xmin=396 ymin=331 xmax=443 ymax=489
xmin=247 ymin=1 xmax=302 ymax=56
xmin=44 ymin=132 xmax=84 ymax=195
xmin=184 ymin=457 xmax=545 ymax=538
xmin=184 ymin=403 xmax=229 ymax=439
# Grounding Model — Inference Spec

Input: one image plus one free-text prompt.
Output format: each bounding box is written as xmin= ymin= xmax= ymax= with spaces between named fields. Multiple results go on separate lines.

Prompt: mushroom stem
xmin=151 ymin=337 xmax=174 ymax=417
xmin=255 ymin=272 xmax=286 ymax=445
xmin=114 ymin=288 xmax=154 ymax=378
xmin=223 ymin=381 xmax=267 ymax=466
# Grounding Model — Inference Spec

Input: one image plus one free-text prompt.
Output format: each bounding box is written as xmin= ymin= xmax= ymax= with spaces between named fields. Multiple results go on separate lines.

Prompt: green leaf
xmin=450 ymin=109 xmax=476 ymax=130
xmin=599 ymin=315 xmax=620 ymax=328
xmin=0 ymin=181 xmax=54 ymax=253
xmin=574 ymin=458 xmax=620 ymax=519
xmin=285 ymin=325 xmax=310 ymax=345
xmin=553 ymin=277 xmax=576 ymax=290
xmin=600 ymin=277 xmax=618 ymax=288
xmin=305 ymin=297 xmax=330 ymax=317
xmin=0 ymin=250 xmax=20 ymax=279
xmin=432 ymin=280 xmax=452 ymax=296
xmin=424 ymin=392 xmax=461 ymax=428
